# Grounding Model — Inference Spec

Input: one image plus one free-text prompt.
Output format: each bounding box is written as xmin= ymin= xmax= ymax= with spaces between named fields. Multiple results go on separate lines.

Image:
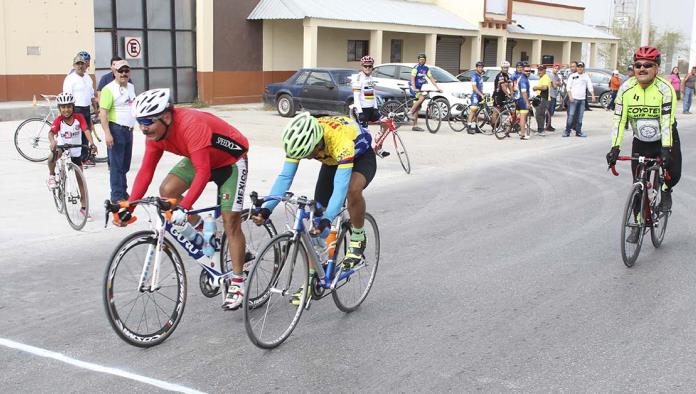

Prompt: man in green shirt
xmin=99 ymin=60 xmax=136 ymax=202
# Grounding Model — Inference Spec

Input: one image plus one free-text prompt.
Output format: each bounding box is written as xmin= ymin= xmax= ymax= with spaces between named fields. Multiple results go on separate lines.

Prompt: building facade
xmin=0 ymin=0 xmax=617 ymax=104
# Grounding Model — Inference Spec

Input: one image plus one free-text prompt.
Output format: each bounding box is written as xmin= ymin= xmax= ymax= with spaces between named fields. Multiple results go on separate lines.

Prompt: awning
xmin=248 ymin=0 xmax=478 ymax=31
xmin=508 ymin=14 xmax=618 ymax=41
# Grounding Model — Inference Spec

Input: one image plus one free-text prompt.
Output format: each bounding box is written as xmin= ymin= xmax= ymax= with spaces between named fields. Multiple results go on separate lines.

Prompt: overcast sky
xmin=548 ymin=0 xmax=693 ymax=37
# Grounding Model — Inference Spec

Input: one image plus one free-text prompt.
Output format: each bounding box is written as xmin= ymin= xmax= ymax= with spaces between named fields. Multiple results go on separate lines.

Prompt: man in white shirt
xmin=63 ymin=53 xmax=97 ymax=165
xmin=352 ymin=55 xmax=389 ymax=157
xmin=564 ymin=61 xmax=595 ymax=137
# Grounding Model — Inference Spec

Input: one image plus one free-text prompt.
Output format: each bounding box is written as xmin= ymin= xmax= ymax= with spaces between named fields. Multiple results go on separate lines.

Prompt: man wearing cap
xmin=99 ymin=60 xmax=136 ymax=202
xmin=564 ymin=61 xmax=595 ymax=137
xmin=97 ymin=56 xmax=135 ymax=100
xmin=63 ymin=53 xmax=97 ymax=166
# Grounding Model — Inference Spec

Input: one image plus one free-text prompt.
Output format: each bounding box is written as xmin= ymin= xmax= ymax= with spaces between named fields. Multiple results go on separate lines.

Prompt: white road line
xmin=0 ymin=337 xmax=207 ymax=394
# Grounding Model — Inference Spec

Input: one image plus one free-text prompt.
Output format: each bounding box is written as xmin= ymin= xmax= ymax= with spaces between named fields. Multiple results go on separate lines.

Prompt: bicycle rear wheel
xmin=447 ymin=103 xmax=467 ymax=132
xmin=650 ymin=175 xmax=670 ymax=248
xmin=479 ymin=107 xmax=500 ymax=135
xmin=243 ymin=232 xmax=309 ymax=349
xmin=621 ymin=184 xmax=645 ymax=267
xmin=392 ymin=132 xmax=411 ymax=174
xmin=331 ymin=213 xmax=380 ymax=312
xmin=91 ymin=121 xmax=109 ymax=163
xmin=63 ymin=163 xmax=89 ymax=230
xmin=494 ymin=110 xmax=511 ymax=140
xmin=103 ymin=231 xmax=187 ymax=347
xmin=14 ymin=118 xmax=51 ymax=162
xmin=425 ymin=100 xmax=442 ymax=133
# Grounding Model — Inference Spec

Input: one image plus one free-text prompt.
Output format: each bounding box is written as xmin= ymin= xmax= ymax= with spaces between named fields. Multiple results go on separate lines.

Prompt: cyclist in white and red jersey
xmin=121 ymin=88 xmax=250 ymax=310
xmin=48 ymin=92 xmax=95 ymax=219
xmin=352 ymin=55 xmax=389 ymax=157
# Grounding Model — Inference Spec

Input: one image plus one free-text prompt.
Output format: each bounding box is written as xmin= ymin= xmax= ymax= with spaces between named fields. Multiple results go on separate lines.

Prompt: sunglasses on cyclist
xmin=363 ymin=65 xmax=373 ymax=69
xmin=634 ymin=62 xmax=656 ymax=69
xmin=136 ymin=116 xmax=159 ymax=126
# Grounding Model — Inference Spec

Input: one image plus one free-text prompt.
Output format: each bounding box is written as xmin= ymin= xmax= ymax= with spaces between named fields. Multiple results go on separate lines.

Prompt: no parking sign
xmin=125 ymin=37 xmax=142 ymax=59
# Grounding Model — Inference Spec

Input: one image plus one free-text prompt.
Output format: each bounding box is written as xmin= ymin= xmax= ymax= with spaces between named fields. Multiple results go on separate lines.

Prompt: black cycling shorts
xmin=357 ymin=107 xmax=381 ymax=128
xmin=314 ymin=148 xmax=377 ymax=209
xmin=631 ymin=124 xmax=681 ymax=189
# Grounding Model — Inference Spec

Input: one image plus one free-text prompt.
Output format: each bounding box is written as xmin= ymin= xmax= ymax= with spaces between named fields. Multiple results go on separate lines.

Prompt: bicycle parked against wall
xmin=102 ymin=197 xmax=277 ymax=347
xmin=50 ymin=143 xmax=90 ymax=230
xmin=243 ymin=192 xmax=380 ymax=349
xmin=14 ymin=94 xmax=108 ymax=163
xmin=609 ymin=155 xmax=671 ymax=268
xmin=379 ymin=87 xmax=445 ymax=133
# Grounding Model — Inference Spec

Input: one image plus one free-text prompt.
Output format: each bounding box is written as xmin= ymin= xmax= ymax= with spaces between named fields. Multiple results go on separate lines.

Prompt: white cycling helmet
xmin=56 ymin=92 xmax=75 ymax=105
xmin=501 ymin=61 xmax=510 ymax=67
xmin=282 ymin=112 xmax=323 ymax=159
xmin=132 ymin=88 xmax=171 ymax=118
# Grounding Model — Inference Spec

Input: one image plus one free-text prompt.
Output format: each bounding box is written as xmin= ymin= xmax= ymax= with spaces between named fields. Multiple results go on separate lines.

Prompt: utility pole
xmin=640 ymin=0 xmax=650 ymax=46
xmin=690 ymin=0 xmax=696 ymax=68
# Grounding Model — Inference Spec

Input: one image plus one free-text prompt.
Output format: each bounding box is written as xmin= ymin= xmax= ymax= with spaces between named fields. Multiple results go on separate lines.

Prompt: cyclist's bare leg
xmin=518 ymin=112 xmax=528 ymax=137
xmin=159 ymin=174 xmax=199 ymax=225
xmin=47 ymin=151 xmax=57 ymax=175
xmin=221 ymin=211 xmax=245 ymax=275
xmin=468 ymin=106 xmax=479 ymax=128
xmin=346 ymin=172 xmax=367 ymax=229
xmin=409 ymin=96 xmax=426 ymax=125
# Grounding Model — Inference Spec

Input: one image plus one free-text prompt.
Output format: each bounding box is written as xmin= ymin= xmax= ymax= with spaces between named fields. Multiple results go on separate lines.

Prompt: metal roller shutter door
xmin=483 ymin=38 xmax=498 ymax=66
xmin=436 ymin=36 xmax=462 ymax=75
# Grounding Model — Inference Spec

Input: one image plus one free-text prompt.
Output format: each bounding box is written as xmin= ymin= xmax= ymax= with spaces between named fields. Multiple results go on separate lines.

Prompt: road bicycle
xmin=50 ymin=144 xmax=90 ymax=230
xmin=380 ymin=87 xmax=445 ymax=133
xmin=102 ymin=197 xmax=277 ymax=347
xmin=243 ymin=191 xmax=380 ymax=349
xmin=468 ymin=94 xmax=500 ymax=135
xmin=610 ymin=155 xmax=671 ymax=268
xmin=14 ymin=94 xmax=108 ymax=163
xmin=350 ymin=106 xmax=411 ymax=174
xmin=494 ymin=99 xmax=532 ymax=140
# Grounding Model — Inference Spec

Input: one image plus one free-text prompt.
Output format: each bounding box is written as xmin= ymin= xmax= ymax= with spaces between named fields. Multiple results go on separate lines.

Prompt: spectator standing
xmin=668 ymin=67 xmax=681 ymax=100
xmin=682 ymin=66 xmax=696 ymax=114
xmin=63 ymin=53 xmax=97 ymax=166
xmin=98 ymin=60 xmax=136 ymax=202
xmin=96 ymin=56 xmax=135 ymax=100
xmin=608 ymin=70 xmax=622 ymax=110
xmin=532 ymin=65 xmax=550 ymax=136
xmin=546 ymin=64 xmax=561 ymax=131
xmin=564 ymin=61 xmax=595 ymax=138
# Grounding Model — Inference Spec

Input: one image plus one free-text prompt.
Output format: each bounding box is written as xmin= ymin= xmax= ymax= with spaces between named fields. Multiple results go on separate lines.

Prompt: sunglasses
xmin=136 ymin=116 xmax=160 ymax=126
xmin=363 ymin=65 xmax=373 ymax=69
xmin=634 ymin=62 xmax=656 ymax=69
xmin=117 ymin=69 xmax=131 ymax=74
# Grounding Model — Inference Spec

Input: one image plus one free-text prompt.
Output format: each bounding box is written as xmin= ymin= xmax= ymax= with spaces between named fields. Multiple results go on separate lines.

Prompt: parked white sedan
xmin=371 ymin=63 xmax=470 ymax=117
xmin=457 ymin=67 xmax=540 ymax=96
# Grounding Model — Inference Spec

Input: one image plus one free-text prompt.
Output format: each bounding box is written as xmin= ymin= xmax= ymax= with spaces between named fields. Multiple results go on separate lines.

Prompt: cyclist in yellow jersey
xmin=252 ymin=113 xmax=377 ymax=296
xmin=606 ymin=46 xmax=682 ymax=242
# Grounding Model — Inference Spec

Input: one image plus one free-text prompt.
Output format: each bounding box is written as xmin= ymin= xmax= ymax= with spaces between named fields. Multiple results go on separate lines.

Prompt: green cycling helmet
xmin=282 ymin=112 xmax=323 ymax=159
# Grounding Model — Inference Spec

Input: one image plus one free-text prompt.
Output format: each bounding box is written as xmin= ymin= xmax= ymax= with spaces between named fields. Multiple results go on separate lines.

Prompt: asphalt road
xmin=1 ymin=108 xmax=694 ymax=393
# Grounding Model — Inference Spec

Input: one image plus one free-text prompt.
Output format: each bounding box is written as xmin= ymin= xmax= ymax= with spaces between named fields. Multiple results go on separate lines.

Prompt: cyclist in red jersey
xmin=119 ymin=88 xmax=250 ymax=310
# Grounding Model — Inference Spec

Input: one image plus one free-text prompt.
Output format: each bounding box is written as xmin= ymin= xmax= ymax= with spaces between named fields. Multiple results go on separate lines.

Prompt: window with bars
xmin=93 ymin=0 xmax=197 ymax=103
xmin=347 ymin=40 xmax=369 ymax=62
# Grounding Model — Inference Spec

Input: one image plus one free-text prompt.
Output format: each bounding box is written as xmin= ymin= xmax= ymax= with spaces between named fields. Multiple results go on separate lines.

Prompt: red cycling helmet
xmin=360 ymin=55 xmax=374 ymax=66
xmin=634 ymin=46 xmax=661 ymax=65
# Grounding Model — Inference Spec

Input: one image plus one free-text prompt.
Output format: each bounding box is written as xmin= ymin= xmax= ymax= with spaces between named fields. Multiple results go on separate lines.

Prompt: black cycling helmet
xmin=475 ymin=61 xmax=485 ymax=67
xmin=516 ymin=61 xmax=524 ymax=67
xmin=417 ymin=53 xmax=426 ymax=60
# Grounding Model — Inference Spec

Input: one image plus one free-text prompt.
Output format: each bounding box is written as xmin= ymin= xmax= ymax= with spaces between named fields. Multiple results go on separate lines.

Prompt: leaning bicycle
xmin=380 ymin=87 xmax=444 ymax=133
xmin=243 ymin=192 xmax=380 ymax=349
xmin=50 ymin=144 xmax=90 ymax=230
xmin=610 ymin=155 xmax=671 ymax=267
xmin=102 ymin=197 xmax=277 ymax=347
xmin=351 ymin=106 xmax=411 ymax=174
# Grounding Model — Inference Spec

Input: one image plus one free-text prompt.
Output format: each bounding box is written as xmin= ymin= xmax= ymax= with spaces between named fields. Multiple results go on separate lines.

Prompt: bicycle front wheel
xmin=63 ymin=163 xmax=89 ymax=230
xmin=91 ymin=122 xmax=109 ymax=163
xmin=494 ymin=110 xmax=511 ymax=140
xmin=650 ymin=179 xmax=670 ymax=248
xmin=14 ymin=118 xmax=51 ymax=162
xmin=425 ymin=100 xmax=442 ymax=133
xmin=331 ymin=213 xmax=380 ymax=312
xmin=52 ymin=184 xmax=64 ymax=214
xmin=103 ymin=231 xmax=187 ymax=347
xmin=243 ymin=232 xmax=309 ymax=349
xmin=621 ymin=184 xmax=645 ymax=267
xmin=447 ymin=103 xmax=467 ymax=132
xmin=392 ymin=132 xmax=411 ymax=174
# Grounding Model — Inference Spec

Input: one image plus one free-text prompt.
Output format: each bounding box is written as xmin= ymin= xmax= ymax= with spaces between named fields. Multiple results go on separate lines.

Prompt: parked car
xmin=263 ymin=68 xmax=399 ymax=117
xmin=559 ymin=67 xmax=623 ymax=109
xmin=371 ymin=63 xmax=470 ymax=117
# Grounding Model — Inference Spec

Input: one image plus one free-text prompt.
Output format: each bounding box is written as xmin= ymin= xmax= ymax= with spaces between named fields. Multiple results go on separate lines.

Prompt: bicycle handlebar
xmin=249 ymin=191 xmax=324 ymax=216
xmin=609 ymin=155 xmax=671 ymax=180
xmin=103 ymin=197 xmax=177 ymax=228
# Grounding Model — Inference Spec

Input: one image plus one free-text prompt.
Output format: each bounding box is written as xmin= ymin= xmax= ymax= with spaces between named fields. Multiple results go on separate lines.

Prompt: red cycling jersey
xmin=129 ymin=108 xmax=249 ymax=209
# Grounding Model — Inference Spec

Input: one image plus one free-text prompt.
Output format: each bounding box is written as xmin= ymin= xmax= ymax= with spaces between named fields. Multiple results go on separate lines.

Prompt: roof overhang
xmin=508 ymin=14 xmax=619 ymax=42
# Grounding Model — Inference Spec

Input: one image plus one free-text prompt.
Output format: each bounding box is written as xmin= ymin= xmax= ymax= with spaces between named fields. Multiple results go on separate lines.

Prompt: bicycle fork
xmin=138 ymin=228 xmax=166 ymax=292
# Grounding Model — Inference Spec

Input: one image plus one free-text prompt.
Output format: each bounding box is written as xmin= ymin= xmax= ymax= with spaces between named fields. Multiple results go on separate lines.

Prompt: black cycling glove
xmin=606 ymin=146 xmax=620 ymax=166
xmin=661 ymin=147 xmax=672 ymax=169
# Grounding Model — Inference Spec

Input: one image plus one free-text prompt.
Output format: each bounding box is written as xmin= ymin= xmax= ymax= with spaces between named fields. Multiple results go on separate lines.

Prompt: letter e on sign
xmin=125 ymin=37 xmax=142 ymax=60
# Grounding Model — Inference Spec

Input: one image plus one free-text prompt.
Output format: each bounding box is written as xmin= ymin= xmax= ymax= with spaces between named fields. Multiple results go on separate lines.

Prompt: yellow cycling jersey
xmin=611 ymin=75 xmax=675 ymax=147
xmin=314 ymin=116 xmax=371 ymax=167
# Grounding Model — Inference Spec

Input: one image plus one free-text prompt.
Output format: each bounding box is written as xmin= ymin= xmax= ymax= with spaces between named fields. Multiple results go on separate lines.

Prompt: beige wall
xmin=382 ymin=32 xmax=428 ymax=64
xmin=196 ymin=0 xmax=214 ymax=72
xmin=317 ymin=28 xmax=369 ymax=68
xmin=512 ymin=2 xmax=583 ymax=22
xmin=2 ymin=0 xmax=95 ymax=74
xmin=511 ymin=39 xmax=533 ymax=63
xmin=571 ymin=42 xmax=583 ymax=63
xmin=262 ymin=20 xmax=303 ymax=71
xmin=541 ymin=41 xmax=563 ymax=64
xmin=437 ymin=0 xmax=484 ymax=28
